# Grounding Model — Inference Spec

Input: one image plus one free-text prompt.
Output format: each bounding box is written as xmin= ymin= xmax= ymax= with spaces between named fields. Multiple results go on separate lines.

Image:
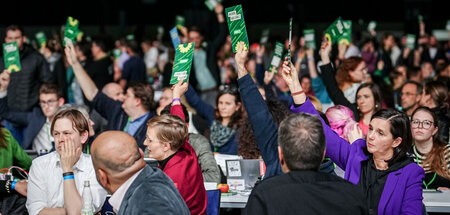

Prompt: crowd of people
xmin=1 ymin=2 xmax=450 ymax=214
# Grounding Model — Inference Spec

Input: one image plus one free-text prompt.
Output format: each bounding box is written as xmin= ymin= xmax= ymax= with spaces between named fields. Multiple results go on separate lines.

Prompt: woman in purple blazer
xmin=279 ymin=39 xmax=424 ymax=215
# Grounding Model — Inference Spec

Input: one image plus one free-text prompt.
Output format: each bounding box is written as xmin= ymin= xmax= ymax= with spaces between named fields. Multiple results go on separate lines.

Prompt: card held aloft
xmin=170 ymin=43 xmax=195 ymax=85
xmin=63 ymin=16 xmax=79 ymax=46
xmin=304 ymin=29 xmax=316 ymax=50
xmin=269 ymin=42 xmax=284 ymax=73
xmin=225 ymin=4 xmax=249 ymax=53
xmin=406 ymin=34 xmax=416 ymax=49
xmin=3 ymin=42 xmax=21 ymax=73
xmin=325 ymin=17 xmax=345 ymax=44
xmin=35 ymin=31 xmax=47 ymax=48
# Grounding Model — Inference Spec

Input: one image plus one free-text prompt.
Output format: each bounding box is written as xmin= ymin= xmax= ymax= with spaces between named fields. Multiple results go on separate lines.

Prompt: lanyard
xmin=414 ymin=150 xmax=437 ymax=189
xmin=123 ymin=117 xmax=131 ymax=133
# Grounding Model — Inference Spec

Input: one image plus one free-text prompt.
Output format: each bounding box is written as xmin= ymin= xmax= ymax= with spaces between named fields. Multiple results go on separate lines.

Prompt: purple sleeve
xmin=290 ymin=98 xmax=353 ymax=170
xmin=400 ymin=165 xmax=425 ymax=215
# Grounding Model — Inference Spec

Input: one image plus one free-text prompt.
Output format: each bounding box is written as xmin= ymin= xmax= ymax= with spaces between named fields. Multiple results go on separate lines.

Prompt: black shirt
xmin=359 ymin=156 xmax=413 ymax=215
xmin=158 ymin=151 xmax=178 ymax=170
xmin=122 ymin=55 xmax=147 ymax=87
xmin=86 ymin=56 xmax=113 ymax=90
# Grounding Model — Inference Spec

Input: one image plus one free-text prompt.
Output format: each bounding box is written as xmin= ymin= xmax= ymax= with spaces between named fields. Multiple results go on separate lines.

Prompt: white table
xmin=423 ymin=190 xmax=450 ymax=213
xmin=220 ymin=192 xmax=250 ymax=208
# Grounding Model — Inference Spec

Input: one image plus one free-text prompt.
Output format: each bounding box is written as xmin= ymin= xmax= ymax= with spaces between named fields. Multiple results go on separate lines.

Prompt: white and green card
xmin=406 ymin=34 xmax=416 ymax=49
xmin=3 ymin=42 xmax=21 ymax=72
xmin=225 ymin=4 xmax=249 ymax=53
xmin=338 ymin=20 xmax=352 ymax=45
xmin=35 ymin=31 xmax=47 ymax=48
xmin=325 ymin=17 xmax=345 ymax=44
xmin=368 ymin=21 xmax=377 ymax=32
xmin=205 ymin=0 xmax=222 ymax=11
xmin=170 ymin=43 xmax=195 ymax=84
xmin=304 ymin=29 xmax=316 ymax=50
xmin=63 ymin=16 xmax=79 ymax=46
xmin=269 ymin=42 xmax=284 ymax=73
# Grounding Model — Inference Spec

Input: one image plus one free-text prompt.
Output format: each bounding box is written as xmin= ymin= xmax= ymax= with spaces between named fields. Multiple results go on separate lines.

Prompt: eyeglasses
xmin=411 ymin=119 xmax=434 ymax=129
xmin=39 ymin=100 xmax=58 ymax=107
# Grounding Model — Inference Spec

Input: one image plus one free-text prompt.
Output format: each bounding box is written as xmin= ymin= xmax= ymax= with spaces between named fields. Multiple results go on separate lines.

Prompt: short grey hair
xmin=278 ymin=112 xmax=326 ymax=171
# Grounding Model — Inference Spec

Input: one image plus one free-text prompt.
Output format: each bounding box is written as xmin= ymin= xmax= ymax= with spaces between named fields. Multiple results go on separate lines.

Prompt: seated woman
xmin=27 ymin=109 xmax=107 ymax=215
xmin=282 ymin=39 xmax=424 ymax=214
xmin=144 ymin=81 xmax=207 ymax=215
xmin=419 ymin=81 xmax=449 ymax=143
xmin=184 ymin=82 xmax=245 ymax=155
xmin=411 ymin=106 xmax=450 ymax=190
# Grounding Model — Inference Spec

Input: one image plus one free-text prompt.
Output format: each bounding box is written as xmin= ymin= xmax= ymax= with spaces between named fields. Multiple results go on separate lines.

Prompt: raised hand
xmin=264 ymin=69 xmax=275 ymax=85
xmin=64 ymin=40 xmax=78 ymax=66
xmin=347 ymin=124 xmax=363 ymax=144
xmin=235 ymin=42 xmax=249 ymax=78
xmin=306 ymin=48 xmax=314 ymax=58
xmin=0 ymin=71 xmax=11 ymax=92
xmin=320 ymin=36 xmax=332 ymax=64
xmin=282 ymin=57 xmax=306 ymax=104
xmin=172 ymin=80 xmax=188 ymax=101
xmin=214 ymin=3 xmax=224 ymax=14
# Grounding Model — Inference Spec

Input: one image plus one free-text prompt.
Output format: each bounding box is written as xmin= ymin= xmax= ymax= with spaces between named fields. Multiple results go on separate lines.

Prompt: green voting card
xmin=418 ymin=14 xmax=424 ymax=24
xmin=35 ymin=31 xmax=47 ymax=48
xmin=268 ymin=42 xmax=284 ymax=73
xmin=324 ymin=17 xmax=345 ymax=44
xmin=304 ymin=29 xmax=316 ymax=50
xmin=446 ymin=20 xmax=450 ymax=31
xmin=338 ymin=20 xmax=352 ymax=45
xmin=225 ymin=4 xmax=249 ymax=53
xmin=406 ymin=34 xmax=416 ymax=49
xmin=170 ymin=43 xmax=194 ymax=84
xmin=3 ymin=42 xmax=21 ymax=72
xmin=175 ymin=15 xmax=186 ymax=29
xmin=260 ymin=29 xmax=270 ymax=46
xmin=63 ymin=16 xmax=79 ymax=46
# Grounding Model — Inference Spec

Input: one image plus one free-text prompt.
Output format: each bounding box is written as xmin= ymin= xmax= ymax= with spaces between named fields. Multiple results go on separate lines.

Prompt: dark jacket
xmin=0 ymin=45 xmax=54 ymax=111
xmin=0 ymin=97 xmax=46 ymax=149
xmin=91 ymin=92 xmax=154 ymax=150
xmin=237 ymin=74 xmax=334 ymax=178
xmin=117 ymin=165 xmax=190 ymax=215
xmin=432 ymin=107 xmax=450 ymax=143
xmin=245 ymin=171 xmax=368 ymax=215
xmin=189 ymin=22 xmax=227 ymax=90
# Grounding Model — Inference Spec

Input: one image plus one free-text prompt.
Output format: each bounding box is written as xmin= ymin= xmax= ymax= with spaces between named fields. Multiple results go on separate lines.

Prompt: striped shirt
xmin=413 ymin=144 xmax=450 ymax=173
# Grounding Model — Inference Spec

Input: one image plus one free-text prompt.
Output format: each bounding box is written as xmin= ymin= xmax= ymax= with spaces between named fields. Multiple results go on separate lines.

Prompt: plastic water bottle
xmin=81 ymin=180 xmax=94 ymax=215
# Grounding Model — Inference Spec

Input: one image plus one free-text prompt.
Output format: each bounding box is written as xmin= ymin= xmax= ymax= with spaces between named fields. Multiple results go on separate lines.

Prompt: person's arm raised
xmin=64 ymin=41 xmax=98 ymax=101
xmin=235 ymin=42 xmax=249 ymax=78
xmin=281 ymin=58 xmax=306 ymax=105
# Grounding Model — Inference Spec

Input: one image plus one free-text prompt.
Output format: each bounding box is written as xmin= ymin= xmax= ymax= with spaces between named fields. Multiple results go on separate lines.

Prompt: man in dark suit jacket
xmin=65 ymin=41 xmax=154 ymax=150
xmin=244 ymin=113 xmax=368 ymax=215
xmin=0 ymin=73 xmax=64 ymax=151
xmin=91 ymin=131 xmax=190 ymax=215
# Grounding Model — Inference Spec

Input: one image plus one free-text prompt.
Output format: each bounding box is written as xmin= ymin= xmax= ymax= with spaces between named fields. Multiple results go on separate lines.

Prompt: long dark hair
xmin=215 ymin=85 xmax=243 ymax=129
xmin=238 ymin=99 xmax=291 ymax=159
xmin=356 ymin=83 xmax=383 ymax=115
xmin=371 ymin=109 xmax=411 ymax=166
xmin=411 ymin=106 xmax=450 ymax=179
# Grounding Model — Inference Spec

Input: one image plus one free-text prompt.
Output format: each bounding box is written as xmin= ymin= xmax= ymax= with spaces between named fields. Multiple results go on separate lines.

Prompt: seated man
xmin=65 ymin=41 xmax=154 ymax=150
xmin=91 ymin=131 xmax=190 ymax=215
xmin=244 ymin=113 xmax=368 ymax=215
xmin=0 ymin=71 xmax=64 ymax=152
xmin=26 ymin=109 xmax=107 ymax=215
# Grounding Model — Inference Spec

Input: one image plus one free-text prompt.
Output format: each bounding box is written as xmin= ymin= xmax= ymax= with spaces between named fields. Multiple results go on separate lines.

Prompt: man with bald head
xmin=91 ymin=131 xmax=189 ymax=215
xmin=102 ymin=83 xmax=125 ymax=102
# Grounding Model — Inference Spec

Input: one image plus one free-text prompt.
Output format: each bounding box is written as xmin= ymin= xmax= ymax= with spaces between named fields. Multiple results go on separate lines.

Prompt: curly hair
xmin=237 ymin=99 xmax=291 ymax=159
xmin=335 ymin=56 xmax=364 ymax=87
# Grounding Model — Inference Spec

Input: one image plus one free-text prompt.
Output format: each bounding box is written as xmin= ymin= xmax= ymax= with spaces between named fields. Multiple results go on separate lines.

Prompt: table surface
xmin=423 ymin=190 xmax=450 ymax=213
xmin=219 ymin=190 xmax=450 ymax=211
